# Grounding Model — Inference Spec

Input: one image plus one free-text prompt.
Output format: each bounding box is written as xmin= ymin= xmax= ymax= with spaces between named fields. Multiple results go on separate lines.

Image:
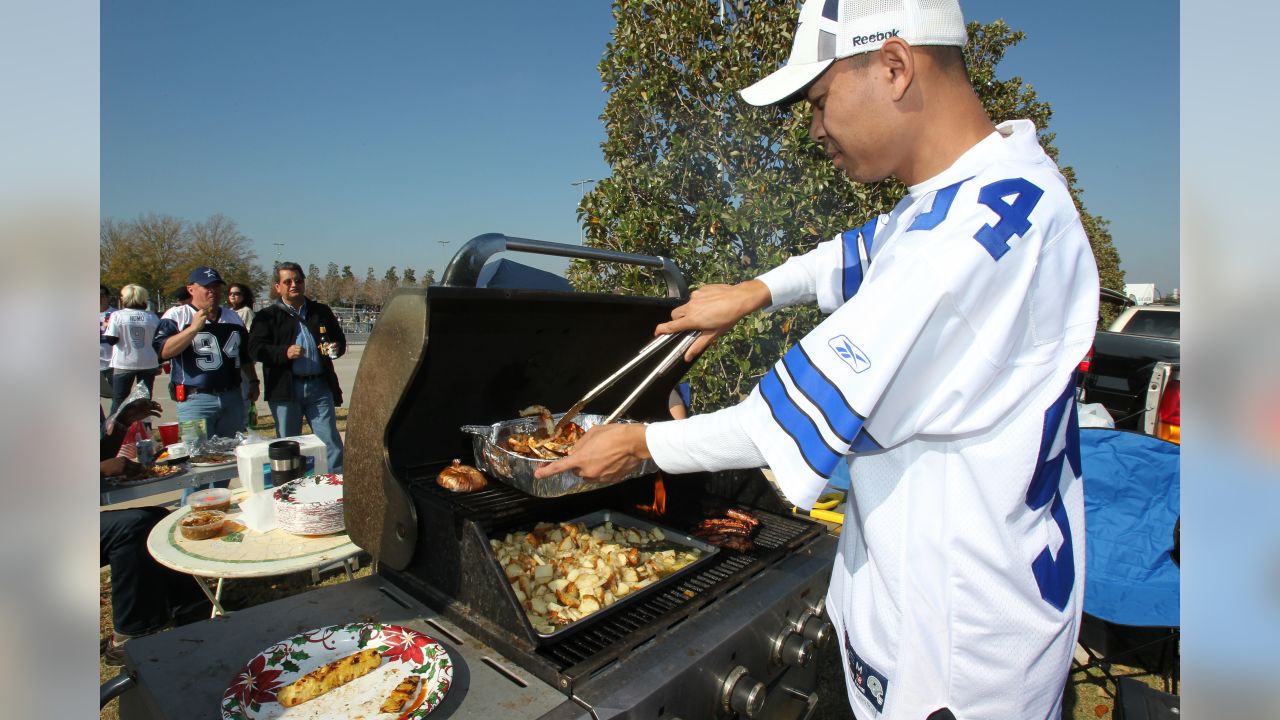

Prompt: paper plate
xmin=220 ymin=622 xmax=452 ymax=719
xmin=273 ymin=474 xmax=345 ymax=535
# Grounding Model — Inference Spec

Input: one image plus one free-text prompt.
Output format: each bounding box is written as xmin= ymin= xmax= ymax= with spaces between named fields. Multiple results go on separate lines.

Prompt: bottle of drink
xmin=318 ymin=324 xmax=333 ymax=358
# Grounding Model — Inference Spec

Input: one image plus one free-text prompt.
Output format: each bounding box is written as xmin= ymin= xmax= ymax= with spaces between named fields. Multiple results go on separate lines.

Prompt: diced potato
xmin=533 ymin=563 xmax=554 ymax=582
xmin=504 ymin=563 xmax=521 ymax=579
xmin=579 ymin=597 xmax=600 ymax=614
xmin=531 ymin=596 xmax=547 ymax=614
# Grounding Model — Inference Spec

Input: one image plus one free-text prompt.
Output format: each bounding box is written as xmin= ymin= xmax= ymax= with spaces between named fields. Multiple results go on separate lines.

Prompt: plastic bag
xmin=1077 ymin=401 xmax=1116 ymax=429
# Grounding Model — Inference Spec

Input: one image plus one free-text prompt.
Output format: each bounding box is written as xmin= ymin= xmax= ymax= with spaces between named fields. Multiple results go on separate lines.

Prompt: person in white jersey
xmin=103 ymin=284 xmax=162 ymax=413
xmin=538 ymin=1 xmax=1100 ymax=718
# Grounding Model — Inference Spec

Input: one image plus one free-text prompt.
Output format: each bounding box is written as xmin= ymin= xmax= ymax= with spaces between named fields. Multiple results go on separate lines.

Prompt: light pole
xmin=570 ymin=178 xmax=598 ymax=244
xmin=272 ymin=242 xmax=284 ymax=266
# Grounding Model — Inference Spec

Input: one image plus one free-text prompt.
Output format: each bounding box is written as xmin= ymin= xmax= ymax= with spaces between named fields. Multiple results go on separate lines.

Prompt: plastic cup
xmin=158 ymin=422 xmax=180 ymax=445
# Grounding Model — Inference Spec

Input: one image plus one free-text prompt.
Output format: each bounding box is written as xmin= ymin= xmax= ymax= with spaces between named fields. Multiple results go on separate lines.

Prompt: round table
xmin=146 ymin=490 xmax=362 ymax=616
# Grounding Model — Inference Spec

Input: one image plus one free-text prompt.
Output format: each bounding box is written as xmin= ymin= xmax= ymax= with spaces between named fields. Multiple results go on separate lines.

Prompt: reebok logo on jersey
xmin=845 ymin=631 xmax=890 ymax=713
xmin=850 ymin=28 xmax=900 ymax=47
xmin=830 ymin=335 xmax=870 ymax=373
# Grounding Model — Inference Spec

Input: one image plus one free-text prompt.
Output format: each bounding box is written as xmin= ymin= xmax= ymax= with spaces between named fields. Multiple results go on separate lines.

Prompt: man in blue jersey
xmin=154 ymin=266 xmax=260 ymax=438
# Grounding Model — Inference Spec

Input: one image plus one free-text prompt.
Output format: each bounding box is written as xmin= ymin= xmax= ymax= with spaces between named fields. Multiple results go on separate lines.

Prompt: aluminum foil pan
xmin=461 ymin=413 xmax=658 ymax=497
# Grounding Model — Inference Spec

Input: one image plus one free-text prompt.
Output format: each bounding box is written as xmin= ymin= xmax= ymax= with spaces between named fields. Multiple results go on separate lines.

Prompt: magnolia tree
xmin=570 ymin=0 xmax=1124 ymax=411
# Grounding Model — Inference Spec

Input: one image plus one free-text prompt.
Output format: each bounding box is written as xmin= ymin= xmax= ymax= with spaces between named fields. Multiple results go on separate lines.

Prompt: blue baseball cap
xmin=187 ymin=266 xmax=226 ymax=287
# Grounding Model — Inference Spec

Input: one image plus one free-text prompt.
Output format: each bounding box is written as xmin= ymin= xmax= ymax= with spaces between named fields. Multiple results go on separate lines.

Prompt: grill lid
xmin=345 ymin=236 xmax=692 ymax=567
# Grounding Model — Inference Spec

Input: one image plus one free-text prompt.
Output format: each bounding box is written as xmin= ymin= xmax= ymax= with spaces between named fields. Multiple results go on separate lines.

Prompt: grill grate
xmin=392 ymin=462 xmax=823 ymax=691
xmin=537 ymin=511 xmax=814 ymax=681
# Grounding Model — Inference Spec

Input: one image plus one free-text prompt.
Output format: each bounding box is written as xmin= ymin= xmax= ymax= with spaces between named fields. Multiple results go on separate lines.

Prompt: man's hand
xmin=286 ymin=344 xmax=304 ymax=360
xmin=655 ymin=280 xmax=773 ymax=361
xmin=117 ymin=399 xmax=163 ymax=427
xmin=248 ymin=381 xmax=261 ymax=403
xmin=533 ymin=424 xmax=651 ymax=484
xmin=100 ymin=457 xmax=144 ymax=478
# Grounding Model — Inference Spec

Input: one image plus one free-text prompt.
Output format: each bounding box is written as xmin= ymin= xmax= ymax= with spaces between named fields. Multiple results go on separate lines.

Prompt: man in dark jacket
xmin=249 ymin=262 xmax=346 ymax=472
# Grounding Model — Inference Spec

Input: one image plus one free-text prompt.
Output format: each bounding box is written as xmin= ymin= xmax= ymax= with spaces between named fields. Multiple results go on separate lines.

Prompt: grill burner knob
xmin=721 ymin=665 xmax=766 ymax=718
xmin=800 ymin=613 xmax=834 ymax=649
xmin=772 ymin=631 xmax=815 ymax=668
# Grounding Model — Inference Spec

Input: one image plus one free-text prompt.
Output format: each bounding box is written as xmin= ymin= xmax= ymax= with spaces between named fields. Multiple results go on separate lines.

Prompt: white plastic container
xmin=234 ymin=434 xmax=329 ymax=494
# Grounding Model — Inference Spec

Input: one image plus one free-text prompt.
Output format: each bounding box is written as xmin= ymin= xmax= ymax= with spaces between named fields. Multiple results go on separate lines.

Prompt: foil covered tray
xmin=461 ymin=413 xmax=658 ymax=497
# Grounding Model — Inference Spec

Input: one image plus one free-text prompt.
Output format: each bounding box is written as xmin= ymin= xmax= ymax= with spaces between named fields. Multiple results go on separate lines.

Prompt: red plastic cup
xmin=158 ymin=422 xmax=180 ymax=446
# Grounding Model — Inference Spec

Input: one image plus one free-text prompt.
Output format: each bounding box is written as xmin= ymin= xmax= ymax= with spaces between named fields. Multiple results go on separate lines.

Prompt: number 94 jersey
xmin=154 ymin=306 xmax=250 ymax=390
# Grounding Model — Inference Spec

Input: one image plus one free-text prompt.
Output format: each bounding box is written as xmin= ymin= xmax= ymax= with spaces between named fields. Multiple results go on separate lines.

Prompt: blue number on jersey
xmin=903 ymin=177 xmax=1043 ymax=260
xmin=974 ymin=178 xmax=1044 ymax=260
xmin=1025 ymin=380 xmax=1081 ymax=611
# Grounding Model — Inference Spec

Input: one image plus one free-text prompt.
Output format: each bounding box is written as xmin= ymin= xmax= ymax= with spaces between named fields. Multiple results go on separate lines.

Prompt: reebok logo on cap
xmin=850 ymin=29 xmax=901 ymax=47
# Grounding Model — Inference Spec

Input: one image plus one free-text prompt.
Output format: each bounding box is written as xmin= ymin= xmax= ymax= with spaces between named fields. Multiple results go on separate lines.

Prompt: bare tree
xmin=184 ymin=213 xmax=270 ymax=301
xmin=100 ymin=213 xmax=189 ymax=307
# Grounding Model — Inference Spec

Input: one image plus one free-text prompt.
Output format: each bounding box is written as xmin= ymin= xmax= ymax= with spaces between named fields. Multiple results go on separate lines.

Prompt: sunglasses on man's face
xmin=279 ymin=278 xmax=304 ymax=286
xmin=228 ymin=291 xmax=243 ymax=295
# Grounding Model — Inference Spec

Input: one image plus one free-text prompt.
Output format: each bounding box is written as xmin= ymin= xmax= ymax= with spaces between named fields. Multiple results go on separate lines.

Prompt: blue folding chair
xmin=1073 ymin=428 xmax=1180 ymax=695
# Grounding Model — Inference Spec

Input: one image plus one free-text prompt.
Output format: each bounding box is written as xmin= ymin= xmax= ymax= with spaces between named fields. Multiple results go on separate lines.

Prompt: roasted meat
xmin=437 ymin=459 xmax=488 ymax=492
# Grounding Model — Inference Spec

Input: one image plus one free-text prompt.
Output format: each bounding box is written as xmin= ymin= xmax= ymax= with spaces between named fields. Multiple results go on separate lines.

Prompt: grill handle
xmin=441 ymin=233 xmax=690 ymax=299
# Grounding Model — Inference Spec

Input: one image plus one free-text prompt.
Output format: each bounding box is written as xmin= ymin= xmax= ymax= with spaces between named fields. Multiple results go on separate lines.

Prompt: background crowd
xmin=98 ymin=262 xmax=347 ymax=473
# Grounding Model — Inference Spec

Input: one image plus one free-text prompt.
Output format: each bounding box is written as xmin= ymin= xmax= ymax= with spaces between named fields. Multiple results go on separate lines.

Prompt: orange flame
xmin=636 ymin=474 xmax=667 ymax=517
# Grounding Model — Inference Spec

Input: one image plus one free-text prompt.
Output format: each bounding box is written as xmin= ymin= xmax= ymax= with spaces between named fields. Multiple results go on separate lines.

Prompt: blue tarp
xmin=1081 ymin=428 xmax=1180 ymax=627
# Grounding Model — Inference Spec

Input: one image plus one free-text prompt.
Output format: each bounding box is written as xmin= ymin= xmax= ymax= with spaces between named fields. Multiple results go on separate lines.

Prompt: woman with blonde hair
xmin=103 ymin=283 xmax=162 ymax=413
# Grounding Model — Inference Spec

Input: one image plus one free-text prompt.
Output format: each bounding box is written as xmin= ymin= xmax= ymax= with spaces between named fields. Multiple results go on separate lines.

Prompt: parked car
xmin=1078 ymin=290 xmax=1180 ymax=443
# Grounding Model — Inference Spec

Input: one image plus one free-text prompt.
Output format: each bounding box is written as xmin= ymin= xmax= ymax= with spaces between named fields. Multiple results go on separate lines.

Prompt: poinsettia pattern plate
xmin=220 ymin=622 xmax=453 ymax=720
xmin=273 ymin=474 xmax=345 ymax=535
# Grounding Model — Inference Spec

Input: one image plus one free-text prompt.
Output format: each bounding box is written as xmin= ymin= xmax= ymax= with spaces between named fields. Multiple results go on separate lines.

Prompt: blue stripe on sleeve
xmin=781 ymin=344 xmax=866 ymax=446
xmin=849 ymin=428 xmax=884 ymax=452
xmin=759 ymin=369 xmax=842 ymax=478
xmin=840 ymin=217 xmax=878 ymax=302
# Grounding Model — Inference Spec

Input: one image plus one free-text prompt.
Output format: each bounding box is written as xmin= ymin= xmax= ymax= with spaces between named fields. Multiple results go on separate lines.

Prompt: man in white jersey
xmin=538 ymin=1 xmax=1099 ymax=718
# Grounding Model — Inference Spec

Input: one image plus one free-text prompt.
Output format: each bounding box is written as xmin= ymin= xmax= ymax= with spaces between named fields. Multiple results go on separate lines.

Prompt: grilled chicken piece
xmin=379 ymin=675 xmax=422 ymax=714
xmin=276 ymin=648 xmax=382 ymax=708
xmin=437 ymin=459 xmax=488 ymax=492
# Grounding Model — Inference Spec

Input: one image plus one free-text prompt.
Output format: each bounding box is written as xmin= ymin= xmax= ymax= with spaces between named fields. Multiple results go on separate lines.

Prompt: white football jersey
xmin=105 ymin=308 xmax=161 ymax=370
xmin=648 ymin=120 xmax=1099 ymax=719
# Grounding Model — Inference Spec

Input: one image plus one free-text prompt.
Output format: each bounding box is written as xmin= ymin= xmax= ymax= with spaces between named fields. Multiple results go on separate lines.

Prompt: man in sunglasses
xmin=249 ymin=262 xmax=346 ymax=473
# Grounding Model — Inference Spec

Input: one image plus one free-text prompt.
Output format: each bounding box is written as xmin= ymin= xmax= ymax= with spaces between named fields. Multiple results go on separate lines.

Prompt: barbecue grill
xmin=108 ymin=236 xmax=837 ymax=720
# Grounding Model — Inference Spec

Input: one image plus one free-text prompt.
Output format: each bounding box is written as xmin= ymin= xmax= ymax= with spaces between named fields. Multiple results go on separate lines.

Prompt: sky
xmin=101 ymin=0 xmax=1179 ymax=293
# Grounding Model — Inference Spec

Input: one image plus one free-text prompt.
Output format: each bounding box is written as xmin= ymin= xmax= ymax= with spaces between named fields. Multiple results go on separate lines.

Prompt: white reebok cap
xmin=740 ymin=0 xmax=968 ymax=107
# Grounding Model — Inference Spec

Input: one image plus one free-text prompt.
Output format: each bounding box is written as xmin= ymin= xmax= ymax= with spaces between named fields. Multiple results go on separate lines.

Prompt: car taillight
xmin=1156 ymin=378 xmax=1180 ymax=444
xmin=1077 ymin=345 xmax=1093 ymax=374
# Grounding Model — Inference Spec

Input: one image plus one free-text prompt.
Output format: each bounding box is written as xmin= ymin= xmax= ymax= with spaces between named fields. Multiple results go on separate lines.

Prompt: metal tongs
xmin=554 ymin=331 xmax=701 ymax=433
